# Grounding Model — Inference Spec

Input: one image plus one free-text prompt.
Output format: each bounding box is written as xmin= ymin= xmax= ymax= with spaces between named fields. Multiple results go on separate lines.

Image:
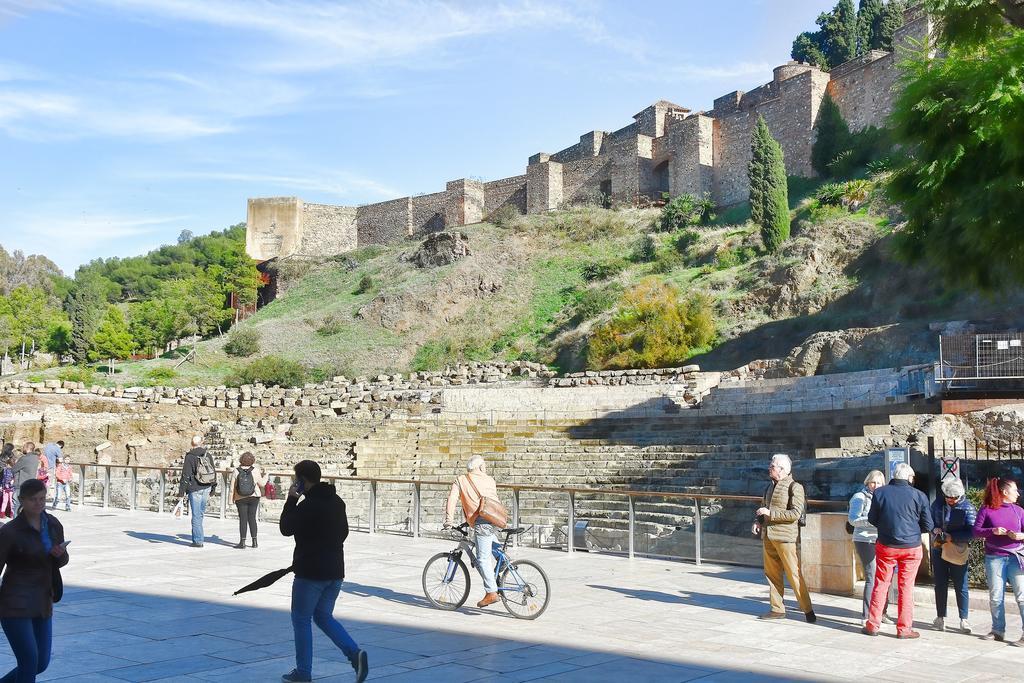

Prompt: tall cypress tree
xmin=749 ymin=117 xmax=790 ymax=253
xmin=67 ymin=277 xmax=108 ymax=364
xmin=811 ymin=93 xmax=852 ymax=177
xmin=857 ymin=0 xmax=884 ymax=54
xmin=875 ymin=0 xmax=906 ymax=50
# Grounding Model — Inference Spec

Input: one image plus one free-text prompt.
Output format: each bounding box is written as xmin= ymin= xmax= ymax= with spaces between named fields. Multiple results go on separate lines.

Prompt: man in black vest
xmin=279 ymin=460 xmax=367 ymax=683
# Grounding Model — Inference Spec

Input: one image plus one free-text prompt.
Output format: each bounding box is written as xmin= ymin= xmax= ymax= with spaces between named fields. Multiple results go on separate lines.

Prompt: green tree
xmin=67 ymin=276 xmax=110 ymax=363
xmin=887 ymin=0 xmax=1024 ymax=290
xmin=820 ymin=0 xmax=859 ymax=65
xmin=792 ymin=31 xmax=829 ymax=68
xmin=812 ymin=93 xmax=852 ymax=177
xmin=89 ymin=305 xmax=134 ymax=370
xmin=875 ymin=0 xmax=906 ymax=50
xmin=748 ymin=117 xmax=790 ymax=253
xmin=587 ymin=278 xmax=715 ymax=370
xmin=857 ymin=0 xmax=885 ymax=52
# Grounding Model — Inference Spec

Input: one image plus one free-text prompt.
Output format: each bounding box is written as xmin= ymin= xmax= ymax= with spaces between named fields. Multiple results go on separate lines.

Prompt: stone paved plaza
xmin=7 ymin=506 xmax=1022 ymax=682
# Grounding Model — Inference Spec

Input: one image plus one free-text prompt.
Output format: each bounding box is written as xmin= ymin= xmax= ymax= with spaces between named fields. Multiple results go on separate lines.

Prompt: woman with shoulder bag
xmin=0 ymin=478 xmax=69 ymax=682
xmin=232 ymin=452 xmax=268 ymax=550
xmin=443 ymin=455 xmax=506 ymax=609
xmin=848 ymin=470 xmax=892 ymax=626
xmin=929 ymin=478 xmax=976 ymax=633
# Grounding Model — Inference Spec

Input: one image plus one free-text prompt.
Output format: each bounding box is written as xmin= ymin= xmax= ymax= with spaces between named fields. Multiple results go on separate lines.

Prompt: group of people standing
xmin=1 ymin=441 xmax=74 ymax=519
xmin=762 ymin=453 xmax=1024 ymax=644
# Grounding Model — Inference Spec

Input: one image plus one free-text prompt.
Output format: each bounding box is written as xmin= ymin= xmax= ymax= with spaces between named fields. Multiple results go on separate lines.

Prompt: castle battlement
xmin=246 ymin=8 xmax=929 ymax=263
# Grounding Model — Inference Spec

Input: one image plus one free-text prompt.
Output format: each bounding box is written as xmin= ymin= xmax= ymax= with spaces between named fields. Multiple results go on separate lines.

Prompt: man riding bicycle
xmin=443 ymin=455 xmax=501 ymax=608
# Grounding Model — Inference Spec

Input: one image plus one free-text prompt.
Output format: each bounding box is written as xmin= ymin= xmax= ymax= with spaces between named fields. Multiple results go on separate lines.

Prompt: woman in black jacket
xmin=0 ymin=478 xmax=69 ymax=682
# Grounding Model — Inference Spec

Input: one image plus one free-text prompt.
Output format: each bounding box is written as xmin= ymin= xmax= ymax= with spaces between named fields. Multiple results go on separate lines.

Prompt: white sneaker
xmin=933 ymin=617 xmax=945 ymax=632
xmin=959 ymin=618 xmax=972 ymax=634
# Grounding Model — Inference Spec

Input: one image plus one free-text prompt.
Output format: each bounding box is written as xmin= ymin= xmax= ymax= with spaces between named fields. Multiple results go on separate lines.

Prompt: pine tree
xmin=812 ymin=93 xmax=852 ymax=177
xmin=748 ymin=117 xmax=790 ymax=253
xmin=792 ymin=31 xmax=829 ymax=69
xmin=857 ymin=0 xmax=884 ymax=54
xmin=89 ymin=305 xmax=134 ymax=371
xmin=875 ymin=0 xmax=906 ymax=50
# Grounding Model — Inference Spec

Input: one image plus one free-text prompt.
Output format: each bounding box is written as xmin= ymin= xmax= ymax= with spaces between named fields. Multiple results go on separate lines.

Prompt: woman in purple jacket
xmin=973 ymin=477 xmax=1024 ymax=645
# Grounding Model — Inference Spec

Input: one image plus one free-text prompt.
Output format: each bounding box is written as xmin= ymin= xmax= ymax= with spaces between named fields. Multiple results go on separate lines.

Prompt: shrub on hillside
xmin=224 ymin=326 xmax=260 ymax=357
xmin=316 ymin=314 xmax=344 ymax=337
xmin=146 ymin=366 xmax=177 ymax=383
xmin=630 ymin=234 xmax=658 ymax=263
xmin=815 ymin=182 xmax=846 ymax=206
xmin=587 ymin=278 xmax=715 ymax=370
xmin=354 ymin=274 xmax=375 ymax=295
xmin=673 ymin=229 xmax=701 ymax=254
xmin=487 ymin=205 xmax=521 ymax=229
xmin=658 ymin=192 xmax=715 ymax=231
xmin=57 ymin=365 xmax=94 ymax=385
xmin=572 ymin=284 xmax=621 ymax=321
xmin=581 ymin=258 xmax=627 ymax=282
xmin=225 ymin=356 xmax=307 ymax=387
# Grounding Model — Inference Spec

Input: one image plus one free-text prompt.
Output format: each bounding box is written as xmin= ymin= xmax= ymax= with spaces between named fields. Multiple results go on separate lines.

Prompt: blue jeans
xmin=0 ymin=617 xmax=51 ymax=683
xmin=931 ymin=548 xmax=969 ymax=619
xmin=985 ymin=554 xmax=1024 ymax=635
xmin=188 ymin=487 xmax=210 ymax=545
xmin=291 ymin=578 xmax=358 ymax=678
xmin=473 ymin=521 xmax=498 ymax=593
xmin=51 ymin=483 xmax=71 ymax=510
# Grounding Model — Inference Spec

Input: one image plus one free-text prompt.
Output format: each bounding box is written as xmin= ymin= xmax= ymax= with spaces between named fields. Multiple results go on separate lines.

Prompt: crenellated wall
xmin=246 ymin=7 xmax=931 ymax=260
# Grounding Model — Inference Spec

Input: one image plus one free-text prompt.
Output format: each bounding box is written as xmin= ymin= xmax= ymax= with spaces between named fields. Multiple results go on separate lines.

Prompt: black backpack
xmin=235 ymin=467 xmax=256 ymax=497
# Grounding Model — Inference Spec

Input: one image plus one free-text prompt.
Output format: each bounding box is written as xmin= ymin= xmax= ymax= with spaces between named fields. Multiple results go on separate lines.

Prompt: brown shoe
xmin=758 ymin=611 xmax=786 ymax=620
xmin=897 ymin=630 xmax=921 ymax=639
xmin=476 ymin=592 xmax=500 ymax=608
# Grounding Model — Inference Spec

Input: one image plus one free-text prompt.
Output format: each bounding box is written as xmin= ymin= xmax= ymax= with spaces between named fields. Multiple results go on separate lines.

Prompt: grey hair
xmin=191 ymin=435 xmax=204 ymax=447
xmin=770 ymin=453 xmax=792 ymax=475
xmin=941 ymin=478 xmax=965 ymax=499
xmin=466 ymin=455 xmax=485 ymax=472
xmin=864 ymin=469 xmax=886 ymax=486
xmin=892 ymin=462 xmax=915 ymax=481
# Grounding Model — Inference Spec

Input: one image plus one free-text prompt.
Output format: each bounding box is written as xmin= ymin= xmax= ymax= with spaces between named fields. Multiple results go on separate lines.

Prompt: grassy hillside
xmin=17 ymin=176 xmax=1024 ymax=388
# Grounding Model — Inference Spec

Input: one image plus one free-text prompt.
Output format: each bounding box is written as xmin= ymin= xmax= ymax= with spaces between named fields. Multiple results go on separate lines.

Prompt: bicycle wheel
xmin=497 ymin=559 xmax=550 ymax=619
xmin=422 ymin=552 xmax=470 ymax=610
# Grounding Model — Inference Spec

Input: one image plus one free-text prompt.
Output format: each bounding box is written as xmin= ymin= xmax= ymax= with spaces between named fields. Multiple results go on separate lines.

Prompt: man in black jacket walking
xmin=11 ymin=442 xmax=40 ymax=517
xmin=177 ymin=435 xmax=217 ymax=548
xmin=279 ymin=460 xmax=367 ymax=683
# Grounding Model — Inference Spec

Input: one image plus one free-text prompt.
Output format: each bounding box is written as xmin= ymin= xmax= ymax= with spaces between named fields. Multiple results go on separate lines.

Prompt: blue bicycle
xmin=422 ymin=522 xmax=551 ymax=619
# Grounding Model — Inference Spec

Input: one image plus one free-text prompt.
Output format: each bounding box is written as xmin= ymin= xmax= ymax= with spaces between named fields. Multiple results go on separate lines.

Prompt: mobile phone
xmin=294 ymin=479 xmax=304 ymax=495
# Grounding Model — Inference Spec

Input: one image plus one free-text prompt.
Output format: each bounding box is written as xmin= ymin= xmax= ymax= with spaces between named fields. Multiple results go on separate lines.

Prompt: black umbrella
xmin=233 ymin=566 xmax=293 ymax=596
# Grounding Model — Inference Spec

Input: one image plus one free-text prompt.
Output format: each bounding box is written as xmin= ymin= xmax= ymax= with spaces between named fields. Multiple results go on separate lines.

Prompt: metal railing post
xmin=368 ymin=481 xmax=377 ymax=534
xmin=567 ymin=491 xmax=575 ymax=554
xmin=511 ymin=489 xmax=521 ymax=547
xmin=220 ymin=472 xmax=227 ymax=519
xmin=158 ymin=469 xmax=166 ymax=514
xmin=628 ymin=495 xmax=636 ymax=559
xmin=412 ymin=482 xmax=421 ymax=538
xmin=102 ymin=467 xmax=110 ymax=509
xmin=129 ymin=468 xmax=138 ymax=511
xmin=693 ymin=497 xmax=703 ymax=566
xmin=78 ymin=464 xmax=86 ymax=507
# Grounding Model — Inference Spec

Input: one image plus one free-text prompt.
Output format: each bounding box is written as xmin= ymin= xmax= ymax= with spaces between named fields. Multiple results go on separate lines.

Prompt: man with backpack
xmin=177 ymin=435 xmax=217 ymax=547
xmin=752 ymin=453 xmax=815 ymax=622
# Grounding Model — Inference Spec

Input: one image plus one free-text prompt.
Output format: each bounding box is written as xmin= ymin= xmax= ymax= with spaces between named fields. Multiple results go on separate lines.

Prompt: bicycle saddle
xmin=500 ymin=527 xmax=526 ymax=536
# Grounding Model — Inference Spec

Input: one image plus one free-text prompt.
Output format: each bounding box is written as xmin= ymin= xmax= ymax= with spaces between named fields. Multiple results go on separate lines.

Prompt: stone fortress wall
xmin=246 ymin=8 xmax=931 ymax=262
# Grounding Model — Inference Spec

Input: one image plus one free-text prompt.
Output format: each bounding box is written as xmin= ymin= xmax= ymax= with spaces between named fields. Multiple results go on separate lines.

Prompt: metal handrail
xmin=70 ymin=463 xmax=844 ymax=567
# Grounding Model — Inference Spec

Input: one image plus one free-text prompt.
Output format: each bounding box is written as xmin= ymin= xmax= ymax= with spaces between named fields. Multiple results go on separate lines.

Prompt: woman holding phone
xmin=0 ymin=478 xmax=69 ymax=681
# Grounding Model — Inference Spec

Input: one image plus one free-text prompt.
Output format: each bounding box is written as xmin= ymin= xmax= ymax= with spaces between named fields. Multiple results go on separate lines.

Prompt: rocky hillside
xmin=16 ymin=177 xmax=1024 ymax=387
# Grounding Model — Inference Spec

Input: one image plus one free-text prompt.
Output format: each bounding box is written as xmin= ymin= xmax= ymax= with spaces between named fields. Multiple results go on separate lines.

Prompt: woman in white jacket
xmin=848 ymin=469 xmax=892 ymax=625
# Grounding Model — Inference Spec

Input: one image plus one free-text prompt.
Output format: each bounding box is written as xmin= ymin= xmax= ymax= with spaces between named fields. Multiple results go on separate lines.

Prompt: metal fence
xmin=938 ymin=332 xmax=1024 ymax=382
xmin=66 ymin=464 xmax=844 ymax=568
xmin=929 ymin=437 xmax=1024 ymax=462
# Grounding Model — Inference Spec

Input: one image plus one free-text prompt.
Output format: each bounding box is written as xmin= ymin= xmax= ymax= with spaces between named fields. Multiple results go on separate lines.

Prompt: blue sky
xmin=0 ymin=0 xmax=836 ymax=275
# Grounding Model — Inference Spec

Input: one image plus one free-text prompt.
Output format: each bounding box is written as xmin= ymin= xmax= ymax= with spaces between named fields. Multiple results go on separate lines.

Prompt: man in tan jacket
xmin=752 ymin=453 xmax=815 ymax=622
xmin=443 ymin=455 xmax=501 ymax=608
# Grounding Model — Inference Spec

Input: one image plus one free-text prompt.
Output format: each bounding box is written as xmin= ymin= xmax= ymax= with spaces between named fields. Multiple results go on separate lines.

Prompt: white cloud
xmin=151 ymin=170 xmax=402 ymax=203
xmin=2 ymin=212 xmax=192 ymax=274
